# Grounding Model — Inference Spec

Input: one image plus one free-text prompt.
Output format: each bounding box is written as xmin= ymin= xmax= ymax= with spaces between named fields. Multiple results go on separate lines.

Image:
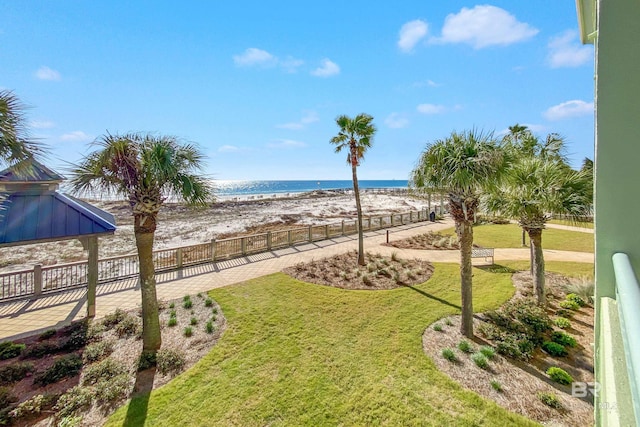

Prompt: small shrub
xmin=564 ymin=278 xmax=595 ymax=304
xmin=102 ymin=308 xmax=128 ymax=329
xmin=0 ymin=386 xmax=15 ymax=409
xmin=86 ymin=321 xmax=106 ymax=342
xmin=551 ymin=331 xmax=577 ymax=348
xmin=205 ymin=321 xmax=214 ymax=334
xmin=479 ymin=346 xmax=496 ymax=359
xmin=83 ymin=340 xmax=115 ymax=364
xmin=458 ymin=340 xmax=473 ymax=353
xmin=169 ymin=309 xmax=177 ymax=318
xmin=169 ymin=301 xmax=176 ymax=309
xmin=55 ymin=386 xmax=93 ymax=418
xmin=554 ymin=317 xmax=571 ymax=329
xmin=8 ymin=393 xmax=56 ymax=420
xmin=22 ymin=342 xmax=59 ymax=358
xmin=157 ymin=349 xmax=186 ymax=375
xmin=38 ymin=329 xmax=57 ymax=341
xmin=556 ymin=308 xmax=574 ymax=318
xmin=537 ymin=391 xmax=562 ymax=409
xmin=190 ymin=317 xmax=198 ymax=326
xmin=444 ymin=318 xmax=453 ymax=326
xmin=542 ymin=341 xmax=568 ymax=357
xmin=34 ymin=354 xmax=83 ymax=386
xmin=212 ymin=307 xmax=218 ymax=315
xmin=367 ymin=263 xmax=377 ymax=273
xmin=495 ymin=335 xmax=535 ymax=361
xmin=490 ymin=380 xmax=502 ymax=392
xmin=93 ymin=374 xmax=131 ymax=405
xmin=183 ymin=296 xmax=193 ymax=309
xmin=433 ymin=324 xmax=443 ymax=332
xmin=168 ymin=317 xmax=178 ymax=327
xmin=566 ymin=293 xmax=586 ymax=307
xmin=362 ymin=274 xmax=373 ymax=286
xmin=393 ymin=272 xmax=402 ymax=284
xmin=57 ymin=415 xmax=83 ymax=427
xmin=442 ymin=348 xmax=456 ymax=362
xmin=391 ymin=252 xmax=400 ymax=262
xmin=0 ymin=342 xmax=25 ymax=360
xmin=205 ymin=298 xmax=213 ymax=307
xmin=0 ymin=362 xmax=34 ymax=384
xmin=114 ymin=315 xmax=142 ymax=338
xmin=82 ymin=358 xmax=127 ymax=386
xmin=546 ymin=367 xmax=574 ymax=385
xmin=559 ymin=300 xmax=580 ymax=311
xmin=471 ymin=353 xmax=489 ymax=369
xmin=184 ymin=326 xmax=193 ymax=337
xmin=197 ymin=292 xmax=203 ymax=298
xmin=137 ymin=351 xmax=157 ymax=371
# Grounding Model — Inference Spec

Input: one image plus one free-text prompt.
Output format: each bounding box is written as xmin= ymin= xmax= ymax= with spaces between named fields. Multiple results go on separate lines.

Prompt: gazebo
xmin=0 ymin=159 xmax=116 ymax=317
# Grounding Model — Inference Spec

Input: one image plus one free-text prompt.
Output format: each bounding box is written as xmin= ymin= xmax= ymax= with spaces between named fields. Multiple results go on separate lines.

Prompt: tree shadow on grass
xmin=123 ymin=367 xmax=157 ymax=426
xmin=403 ymin=285 xmax=461 ymax=310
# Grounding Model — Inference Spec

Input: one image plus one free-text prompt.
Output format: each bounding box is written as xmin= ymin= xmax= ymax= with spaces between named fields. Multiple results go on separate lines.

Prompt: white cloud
xmin=311 ymin=59 xmax=340 ymax=77
xmin=277 ymin=111 xmax=319 ymax=130
xmin=398 ymin=20 xmax=428 ymax=53
xmin=280 ymin=56 xmax=305 ymax=73
xmin=232 ymin=48 xmax=304 ymax=73
xmin=233 ymin=48 xmax=276 ymax=67
xmin=417 ymin=103 xmax=447 ymax=114
xmin=413 ymin=79 xmax=441 ymax=88
xmin=35 ymin=66 xmax=61 ymax=81
xmin=385 ymin=113 xmax=409 ymax=129
xmin=267 ymin=139 xmax=307 ymax=149
xmin=30 ymin=120 xmax=55 ymax=129
xmin=60 ymin=131 xmax=91 ymax=142
xmin=543 ymin=100 xmax=594 ymax=121
xmin=434 ymin=5 xmax=538 ymax=49
xmin=218 ymin=145 xmax=240 ymax=153
xmin=547 ymin=30 xmax=593 ymax=68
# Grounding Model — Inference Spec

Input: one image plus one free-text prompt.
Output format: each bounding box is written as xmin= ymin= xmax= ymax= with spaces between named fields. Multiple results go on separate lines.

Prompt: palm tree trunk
xmin=352 ymin=161 xmax=365 ymax=266
xmin=457 ymin=220 xmax=474 ymax=337
xmin=135 ymin=230 xmax=162 ymax=353
xmin=528 ymin=229 xmax=545 ymax=305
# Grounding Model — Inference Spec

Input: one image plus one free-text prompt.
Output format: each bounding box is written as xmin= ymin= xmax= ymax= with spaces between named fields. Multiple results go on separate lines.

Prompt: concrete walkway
xmin=0 ymin=218 xmax=593 ymax=341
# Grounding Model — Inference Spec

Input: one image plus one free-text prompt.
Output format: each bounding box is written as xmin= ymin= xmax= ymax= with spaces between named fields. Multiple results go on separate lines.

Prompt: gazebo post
xmin=86 ymin=236 xmax=99 ymax=318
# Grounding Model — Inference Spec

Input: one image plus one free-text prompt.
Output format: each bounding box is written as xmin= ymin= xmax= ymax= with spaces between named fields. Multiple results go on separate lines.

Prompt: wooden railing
xmin=0 ymin=208 xmax=430 ymax=301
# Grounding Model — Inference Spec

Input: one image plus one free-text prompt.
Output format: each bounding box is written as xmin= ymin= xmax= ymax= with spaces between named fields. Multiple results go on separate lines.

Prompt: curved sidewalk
xmin=0 ymin=218 xmax=593 ymax=341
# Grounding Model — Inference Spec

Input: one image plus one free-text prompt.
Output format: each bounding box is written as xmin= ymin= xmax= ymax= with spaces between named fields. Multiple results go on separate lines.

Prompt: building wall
xmin=594 ymin=0 xmax=640 ymax=300
xmin=594 ymin=0 xmax=640 ymax=424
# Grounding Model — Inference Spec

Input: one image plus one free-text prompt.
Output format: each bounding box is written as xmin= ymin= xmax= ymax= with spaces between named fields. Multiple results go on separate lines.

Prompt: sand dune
xmin=0 ymin=191 xmax=440 ymax=272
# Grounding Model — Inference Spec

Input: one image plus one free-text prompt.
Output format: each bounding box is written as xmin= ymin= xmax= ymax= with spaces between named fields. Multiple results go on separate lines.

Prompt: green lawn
xmin=441 ymin=223 xmax=594 ymax=253
xmin=107 ymin=264 xmax=540 ymax=426
xmin=548 ymin=219 xmax=594 ymax=229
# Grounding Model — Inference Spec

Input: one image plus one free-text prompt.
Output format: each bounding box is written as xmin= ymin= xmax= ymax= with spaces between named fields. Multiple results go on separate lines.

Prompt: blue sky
xmin=1 ymin=1 xmax=594 ymax=181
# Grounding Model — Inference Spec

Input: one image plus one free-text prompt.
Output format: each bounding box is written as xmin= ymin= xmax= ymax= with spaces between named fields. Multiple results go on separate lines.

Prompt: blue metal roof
xmin=0 ymin=191 xmax=116 ymax=246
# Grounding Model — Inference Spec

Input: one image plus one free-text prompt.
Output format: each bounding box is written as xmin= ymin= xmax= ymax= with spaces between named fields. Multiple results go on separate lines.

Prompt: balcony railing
xmin=611 ymin=253 xmax=640 ymax=425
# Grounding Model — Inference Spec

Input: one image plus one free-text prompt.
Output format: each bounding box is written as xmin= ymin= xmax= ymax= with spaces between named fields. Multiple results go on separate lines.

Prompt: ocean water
xmin=212 ymin=180 xmax=409 ymax=197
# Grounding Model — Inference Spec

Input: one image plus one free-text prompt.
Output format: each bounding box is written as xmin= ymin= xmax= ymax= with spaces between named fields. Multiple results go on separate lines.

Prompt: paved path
xmin=0 ymin=219 xmax=593 ymax=341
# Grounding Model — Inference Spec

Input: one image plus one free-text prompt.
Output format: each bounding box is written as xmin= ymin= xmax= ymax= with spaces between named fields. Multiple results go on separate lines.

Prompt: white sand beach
xmin=0 ymin=191 xmax=441 ymax=272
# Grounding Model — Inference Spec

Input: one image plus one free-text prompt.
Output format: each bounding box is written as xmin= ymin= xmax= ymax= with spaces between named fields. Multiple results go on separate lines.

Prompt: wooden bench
xmin=471 ymin=247 xmax=494 ymax=264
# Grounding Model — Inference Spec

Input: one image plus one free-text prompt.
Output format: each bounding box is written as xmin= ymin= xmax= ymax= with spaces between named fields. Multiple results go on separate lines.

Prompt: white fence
xmin=0 ymin=208 xmax=430 ymax=301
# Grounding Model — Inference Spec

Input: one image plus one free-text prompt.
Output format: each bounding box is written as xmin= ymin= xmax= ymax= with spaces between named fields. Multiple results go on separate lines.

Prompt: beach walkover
xmin=0 ymin=219 xmax=593 ymax=341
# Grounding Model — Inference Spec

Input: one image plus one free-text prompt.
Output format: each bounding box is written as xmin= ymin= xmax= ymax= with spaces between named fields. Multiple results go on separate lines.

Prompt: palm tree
xmin=484 ymin=156 xmax=591 ymax=305
xmin=70 ymin=133 xmax=213 ymax=355
xmin=411 ymin=130 xmax=504 ymax=337
xmin=0 ymin=90 xmax=43 ymax=165
xmin=330 ymin=114 xmax=376 ymax=266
